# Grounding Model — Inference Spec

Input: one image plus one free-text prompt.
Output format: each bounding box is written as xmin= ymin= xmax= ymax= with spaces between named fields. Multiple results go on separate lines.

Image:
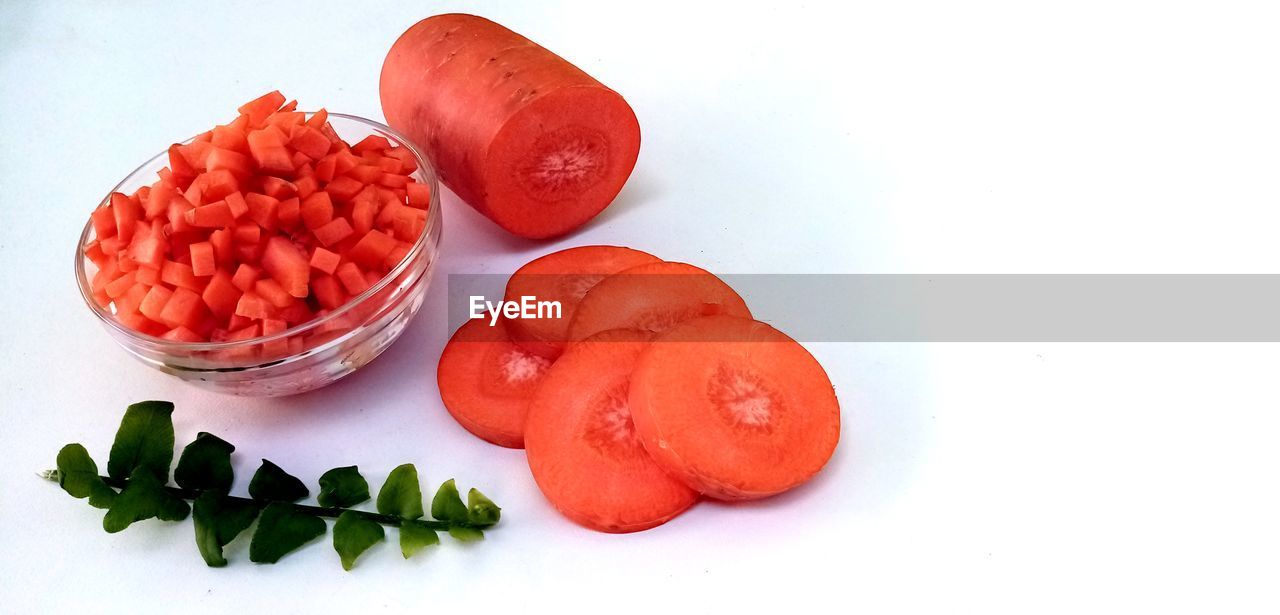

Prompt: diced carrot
xmin=116 ymin=283 xmax=151 ymax=316
xmin=278 ymin=299 xmax=314 ymax=324
xmin=289 ymin=126 xmax=331 ymax=160
xmin=310 ymin=274 xmax=348 ymax=310
xmin=168 ymin=144 xmax=196 ymax=184
xmin=313 ymin=217 xmax=354 ymax=247
xmin=146 ymin=180 xmax=177 ymax=219
xmin=227 ymin=314 xmax=253 ymax=332
xmin=201 ymin=169 xmax=240 ymax=201
xmin=247 ymin=127 xmax=293 ymax=173
xmin=345 ymin=164 xmax=382 ymax=184
xmin=315 ymin=154 xmax=338 ymax=183
xmin=206 ymin=147 xmax=253 ymax=179
xmin=118 ymin=312 xmax=167 ymax=337
xmin=238 ymin=90 xmax=286 ymax=126
xmin=200 ymin=270 xmax=241 ymax=320
xmin=378 ymin=173 xmax=410 ymax=189
xmin=386 ymin=147 xmax=417 ymax=174
xmin=99 ymin=236 xmax=123 ymax=257
xmin=346 ymin=230 xmax=396 ymax=269
xmin=231 ymin=263 xmax=259 ymax=292
xmin=135 ymin=265 xmax=161 ymax=287
xmin=85 ymin=241 xmax=108 ymax=267
xmin=233 ymin=223 xmax=261 ymax=245
xmin=189 ymin=241 xmax=216 ymax=276
xmin=292 ymin=174 xmax=316 ymax=199
xmin=254 ymin=278 xmax=294 ymax=308
xmin=161 ymin=326 xmax=203 ymax=343
xmin=325 ymin=176 xmax=364 ymax=202
xmin=226 ymin=323 xmax=261 ymax=342
xmin=180 ymin=140 xmax=213 ymax=170
xmin=235 ymin=291 xmax=276 ymax=320
xmin=384 ymin=241 xmax=412 ymax=270
xmin=260 ymin=176 xmax=296 ymax=200
xmin=244 ymin=193 xmax=279 ymax=230
xmin=335 ymin=262 xmax=370 ymax=295
xmin=260 ymin=236 xmax=310 ymax=298
xmin=186 ymin=201 xmax=235 ymax=228
xmin=352 ymin=135 xmax=391 ymax=154
xmin=277 ymin=197 xmax=301 ymax=228
xmin=105 ymin=271 xmax=138 ymax=299
xmin=91 ymin=205 xmax=117 ymax=238
xmin=160 ymin=260 xmax=204 ymax=292
xmin=300 ymin=192 xmax=334 ymax=229
xmin=159 ymin=287 xmax=208 ymax=329
xmin=138 ymin=285 xmax=174 ymax=323
xmin=310 ymin=247 xmax=341 ymax=274
xmin=112 ymin=193 xmax=141 ymax=244
xmin=290 ymin=151 xmax=312 ymax=170
xmin=225 ymin=191 xmax=249 ymax=219
xmin=129 ymin=220 xmax=167 ymax=269
xmin=405 ymin=182 xmax=431 ymax=208
xmin=168 ymin=196 xmax=195 ymax=233
xmin=209 ymin=229 xmax=233 ymax=266
xmin=305 ymin=108 xmax=329 ymax=130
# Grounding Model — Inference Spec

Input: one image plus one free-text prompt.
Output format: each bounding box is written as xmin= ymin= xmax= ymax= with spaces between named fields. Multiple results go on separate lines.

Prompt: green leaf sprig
xmin=46 ymin=401 xmax=501 ymax=570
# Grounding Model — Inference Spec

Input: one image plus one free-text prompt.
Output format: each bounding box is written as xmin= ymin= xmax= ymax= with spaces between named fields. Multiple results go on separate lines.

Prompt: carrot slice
xmin=437 ymin=318 xmax=552 ymax=448
xmin=525 ymin=329 xmax=698 ymax=532
xmin=628 ymin=316 xmax=840 ymax=500
xmin=566 ymin=261 xmax=751 ymax=343
xmin=503 ymin=245 xmax=661 ymax=359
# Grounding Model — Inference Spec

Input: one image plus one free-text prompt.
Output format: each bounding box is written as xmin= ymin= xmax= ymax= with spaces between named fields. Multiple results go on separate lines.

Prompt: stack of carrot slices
xmin=84 ymin=91 xmax=431 ymax=351
xmin=437 ymin=246 xmax=841 ymax=533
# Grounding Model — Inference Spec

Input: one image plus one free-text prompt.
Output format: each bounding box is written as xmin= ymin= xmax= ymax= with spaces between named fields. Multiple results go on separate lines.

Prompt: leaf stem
xmin=43 ymin=471 xmax=475 ymax=531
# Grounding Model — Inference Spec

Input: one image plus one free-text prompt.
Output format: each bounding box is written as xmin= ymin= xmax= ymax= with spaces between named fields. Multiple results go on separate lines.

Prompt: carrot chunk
xmin=260 ymin=237 xmax=310 ymax=298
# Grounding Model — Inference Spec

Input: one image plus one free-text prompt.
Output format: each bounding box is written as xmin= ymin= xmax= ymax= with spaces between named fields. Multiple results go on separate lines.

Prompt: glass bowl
xmin=74 ymin=113 xmax=442 ymax=396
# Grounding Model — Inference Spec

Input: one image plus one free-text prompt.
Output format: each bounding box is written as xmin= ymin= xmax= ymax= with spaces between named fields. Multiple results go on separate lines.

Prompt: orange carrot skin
xmin=381 ymin=14 xmax=641 ymax=239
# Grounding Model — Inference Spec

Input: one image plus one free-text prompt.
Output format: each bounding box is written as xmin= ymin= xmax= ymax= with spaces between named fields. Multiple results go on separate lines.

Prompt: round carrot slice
xmin=629 ymin=316 xmax=840 ymax=500
xmin=436 ymin=317 xmax=553 ymax=448
xmin=565 ymin=261 xmax=751 ymax=343
xmin=503 ymin=245 xmax=662 ymax=358
xmin=525 ymin=329 xmax=698 ymax=532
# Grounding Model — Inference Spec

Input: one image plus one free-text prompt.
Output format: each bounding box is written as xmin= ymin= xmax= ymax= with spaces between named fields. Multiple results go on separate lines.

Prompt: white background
xmin=2 ymin=1 xmax=1279 ymax=612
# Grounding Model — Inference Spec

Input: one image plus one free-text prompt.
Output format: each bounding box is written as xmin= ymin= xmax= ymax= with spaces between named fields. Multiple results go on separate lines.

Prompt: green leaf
xmin=174 ymin=432 xmax=235 ymax=492
xmin=103 ymin=467 xmax=166 ymax=533
xmin=249 ymin=502 xmax=326 ymax=564
xmin=157 ymin=492 xmax=191 ymax=521
xmin=466 ymin=488 xmax=501 ymax=528
xmin=430 ymin=479 xmax=468 ymax=523
xmin=333 ymin=511 xmax=384 ymax=571
xmin=248 ymin=459 xmax=308 ymax=502
xmin=447 ymin=526 xmax=484 ymax=542
xmin=193 ymin=492 xmax=260 ymax=567
xmin=399 ymin=520 xmax=439 ymax=558
xmin=318 ymin=466 xmax=370 ymax=508
xmin=107 ymin=401 xmax=176 ymax=482
xmin=376 ymin=464 xmax=423 ymax=520
xmin=55 ymin=443 xmax=117 ymax=509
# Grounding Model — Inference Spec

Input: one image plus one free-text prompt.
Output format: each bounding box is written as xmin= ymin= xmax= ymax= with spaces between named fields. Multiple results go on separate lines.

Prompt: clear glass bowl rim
xmin=73 ymin=111 xmax=441 ymax=354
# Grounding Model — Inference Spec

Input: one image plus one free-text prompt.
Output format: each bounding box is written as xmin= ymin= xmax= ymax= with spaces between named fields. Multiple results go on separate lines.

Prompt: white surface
xmin=3 ymin=1 xmax=1279 ymax=612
